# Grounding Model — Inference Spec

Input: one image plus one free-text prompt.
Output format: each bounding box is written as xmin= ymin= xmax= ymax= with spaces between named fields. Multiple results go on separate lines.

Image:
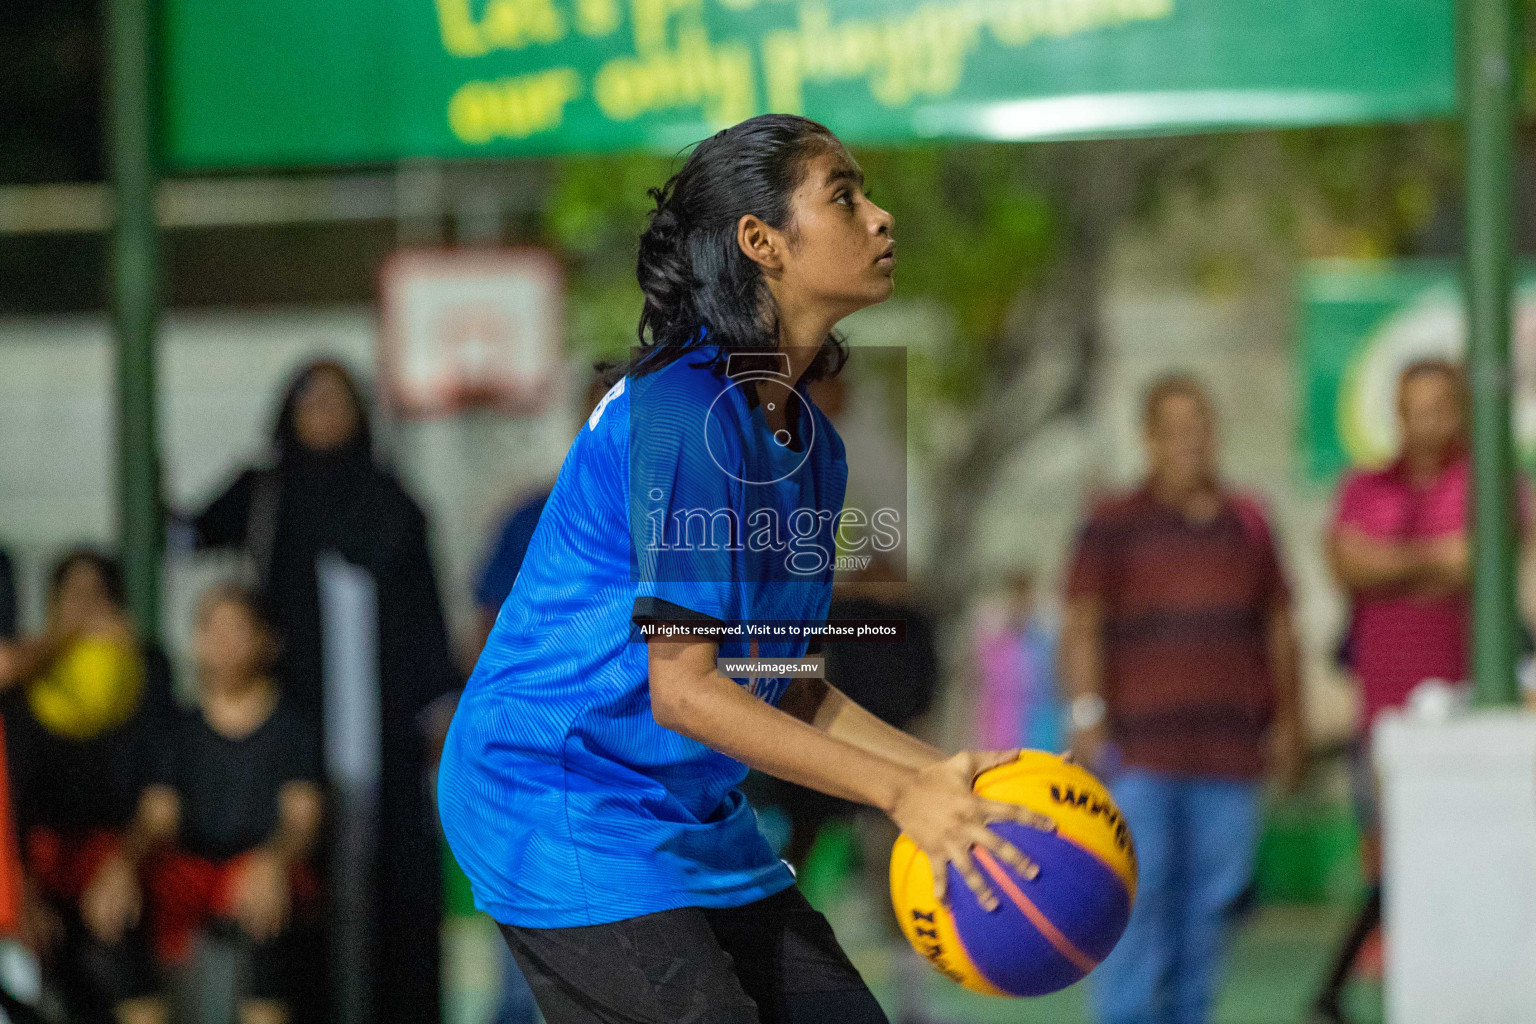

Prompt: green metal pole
xmin=1464 ymin=0 xmax=1520 ymax=706
xmin=107 ymin=0 xmax=163 ymax=637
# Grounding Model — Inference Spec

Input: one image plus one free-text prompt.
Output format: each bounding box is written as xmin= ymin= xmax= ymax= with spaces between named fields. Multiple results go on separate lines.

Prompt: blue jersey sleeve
xmin=628 ymin=370 xmax=743 ymax=625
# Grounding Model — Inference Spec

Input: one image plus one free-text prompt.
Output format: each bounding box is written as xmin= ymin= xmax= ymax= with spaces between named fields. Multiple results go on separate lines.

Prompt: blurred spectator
xmin=184 ymin=360 xmax=458 ymax=1024
xmin=99 ymin=585 xmax=323 ymax=1024
xmin=972 ymin=570 xmax=1061 ymax=754
xmin=1061 ymin=375 xmax=1303 ymax=1024
xmin=0 ymin=549 xmax=173 ymax=1024
xmin=1313 ymin=359 xmax=1474 ymax=1022
xmin=470 ymin=373 xmax=612 ymax=660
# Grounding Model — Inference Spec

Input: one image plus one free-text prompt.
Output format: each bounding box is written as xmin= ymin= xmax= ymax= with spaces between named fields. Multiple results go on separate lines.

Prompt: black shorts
xmin=499 ymin=886 xmax=889 ymax=1024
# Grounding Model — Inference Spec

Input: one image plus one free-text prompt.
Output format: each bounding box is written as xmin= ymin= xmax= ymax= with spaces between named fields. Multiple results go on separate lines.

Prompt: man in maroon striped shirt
xmin=1062 ymin=374 xmax=1304 ymax=1024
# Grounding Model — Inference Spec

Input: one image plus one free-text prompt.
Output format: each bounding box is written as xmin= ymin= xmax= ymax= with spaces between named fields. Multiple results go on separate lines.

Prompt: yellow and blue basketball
xmin=889 ymin=750 xmax=1137 ymax=997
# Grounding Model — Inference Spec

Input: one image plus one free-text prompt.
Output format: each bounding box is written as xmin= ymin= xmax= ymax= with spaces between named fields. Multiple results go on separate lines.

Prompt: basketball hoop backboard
xmin=380 ymin=249 xmax=562 ymax=418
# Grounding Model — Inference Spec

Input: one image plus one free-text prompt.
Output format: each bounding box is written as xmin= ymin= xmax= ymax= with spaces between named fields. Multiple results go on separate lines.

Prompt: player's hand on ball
xmin=890 ymin=749 xmax=1056 ymax=912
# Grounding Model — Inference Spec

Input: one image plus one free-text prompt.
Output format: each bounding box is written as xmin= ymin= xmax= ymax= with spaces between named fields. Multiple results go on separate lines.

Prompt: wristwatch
xmin=1070 ymin=693 xmax=1107 ymax=733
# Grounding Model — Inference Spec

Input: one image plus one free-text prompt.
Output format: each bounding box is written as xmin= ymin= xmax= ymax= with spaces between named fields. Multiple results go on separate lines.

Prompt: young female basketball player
xmin=437 ymin=114 xmax=1050 ymax=1024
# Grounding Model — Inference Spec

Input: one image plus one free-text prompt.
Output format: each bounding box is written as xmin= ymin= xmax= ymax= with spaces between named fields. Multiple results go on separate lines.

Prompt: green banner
xmin=1301 ymin=261 xmax=1536 ymax=482
xmin=161 ymin=0 xmax=1456 ymax=169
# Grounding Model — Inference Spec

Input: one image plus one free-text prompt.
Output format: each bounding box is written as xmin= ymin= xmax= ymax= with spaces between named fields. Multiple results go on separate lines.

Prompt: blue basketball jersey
xmin=438 ymin=346 xmax=848 ymax=927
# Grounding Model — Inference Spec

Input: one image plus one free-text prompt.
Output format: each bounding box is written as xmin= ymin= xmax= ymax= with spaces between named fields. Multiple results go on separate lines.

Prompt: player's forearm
xmin=654 ymin=668 xmax=916 ymax=813
xmin=811 ymin=684 xmax=945 ymax=770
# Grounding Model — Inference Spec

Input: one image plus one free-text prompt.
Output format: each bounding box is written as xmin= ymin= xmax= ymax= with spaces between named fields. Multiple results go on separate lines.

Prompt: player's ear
xmin=737 ymin=214 xmax=784 ymax=274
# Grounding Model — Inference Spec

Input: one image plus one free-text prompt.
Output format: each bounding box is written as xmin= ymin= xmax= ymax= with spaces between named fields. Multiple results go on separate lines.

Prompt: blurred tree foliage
xmin=1279 ymin=123 xmax=1462 ymax=258
xmin=540 ymin=152 xmax=672 ymax=366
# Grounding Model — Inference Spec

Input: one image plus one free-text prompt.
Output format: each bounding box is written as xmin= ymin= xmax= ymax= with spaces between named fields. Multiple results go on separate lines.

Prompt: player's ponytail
xmin=635 ymin=185 xmax=696 ymax=354
xmin=627 ymin=114 xmax=848 ymax=382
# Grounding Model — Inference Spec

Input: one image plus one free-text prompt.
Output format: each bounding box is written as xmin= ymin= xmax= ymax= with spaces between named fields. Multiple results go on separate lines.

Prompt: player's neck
xmin=770 ymin=302 xmax=840 ymax=387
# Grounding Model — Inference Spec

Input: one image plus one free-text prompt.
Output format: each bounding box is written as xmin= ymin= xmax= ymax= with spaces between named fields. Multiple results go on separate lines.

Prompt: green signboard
xmin=1301 ymin=261 xmax=1536 ymax=482
xmin=161 ymin=0 xmax=1456 ymax=169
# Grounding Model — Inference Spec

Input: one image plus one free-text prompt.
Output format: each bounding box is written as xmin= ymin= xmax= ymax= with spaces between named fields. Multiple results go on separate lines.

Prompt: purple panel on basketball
xmin=945 ymin=823 xmax=1132 ymax=996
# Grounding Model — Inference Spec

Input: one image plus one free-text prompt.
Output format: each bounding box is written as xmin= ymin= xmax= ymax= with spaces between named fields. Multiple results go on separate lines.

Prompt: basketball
xmin=27 ymin=637 xmax=145 ymax=742
xmin=889 ymin=750 xmax=1137 ymax=997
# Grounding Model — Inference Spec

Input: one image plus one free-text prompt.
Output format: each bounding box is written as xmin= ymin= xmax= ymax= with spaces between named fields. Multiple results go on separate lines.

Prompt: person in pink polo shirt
xmin=1314 ymin=358 xmax=1471 ymax=1023
xmin=1334 ymin=360 xmax=1473 ymax=725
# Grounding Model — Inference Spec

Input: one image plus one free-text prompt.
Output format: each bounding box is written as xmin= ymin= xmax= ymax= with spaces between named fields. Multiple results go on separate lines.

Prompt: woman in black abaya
xmin=187 ymin=360 xmax=457 ymax=1024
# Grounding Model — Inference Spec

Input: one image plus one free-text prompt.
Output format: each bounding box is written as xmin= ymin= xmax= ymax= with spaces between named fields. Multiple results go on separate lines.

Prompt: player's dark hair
xmin=615 ymin=114 xmax=849 ymax=383
xmin=49 ymin=548 xmax=126 ymax=609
